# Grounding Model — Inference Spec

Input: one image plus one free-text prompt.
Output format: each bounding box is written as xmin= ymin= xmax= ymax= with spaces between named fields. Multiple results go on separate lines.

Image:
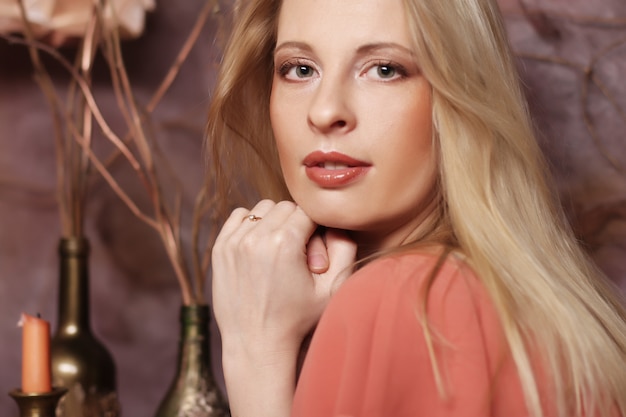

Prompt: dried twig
xmin=146 ymin=0 xmax=218 ymax=113
xmin=5 ymin=0 xmax=222 ymax=305
xmin=14 ymin=0 xmax=70 ymax=235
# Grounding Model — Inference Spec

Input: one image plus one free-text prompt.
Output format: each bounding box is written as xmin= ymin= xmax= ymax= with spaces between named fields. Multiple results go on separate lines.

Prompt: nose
xmin=307 ymin=75 xmax=356 ymax=135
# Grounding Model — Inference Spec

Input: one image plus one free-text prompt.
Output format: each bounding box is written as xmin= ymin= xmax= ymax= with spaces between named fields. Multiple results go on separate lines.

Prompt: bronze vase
xmin=51 ymin=237 xmax=120 ymax=417
xmin=155 ymin=304 xmax=229 ymax=417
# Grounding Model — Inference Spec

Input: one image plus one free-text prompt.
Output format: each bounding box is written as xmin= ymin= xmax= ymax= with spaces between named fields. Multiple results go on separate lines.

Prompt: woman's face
xmin=270 ymin=0 xmax=438 ymax=250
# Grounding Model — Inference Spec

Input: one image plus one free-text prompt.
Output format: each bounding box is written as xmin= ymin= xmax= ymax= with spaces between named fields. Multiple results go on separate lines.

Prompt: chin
xmin=307 ymin=210 xmax=365 ymax=231
xmin=296 ymin=197 xmax=375 ymax=230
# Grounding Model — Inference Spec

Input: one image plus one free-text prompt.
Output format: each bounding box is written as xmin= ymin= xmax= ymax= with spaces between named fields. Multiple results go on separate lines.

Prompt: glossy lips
xmin=303 ymin=151 xmax=371 ymax=188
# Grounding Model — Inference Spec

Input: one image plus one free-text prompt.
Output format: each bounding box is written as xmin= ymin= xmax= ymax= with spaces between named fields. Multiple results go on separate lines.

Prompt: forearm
xmin=211 ymin=203 xmax=356 ymax=416
xmin=222 ymin=340 xmax=299 ymax=417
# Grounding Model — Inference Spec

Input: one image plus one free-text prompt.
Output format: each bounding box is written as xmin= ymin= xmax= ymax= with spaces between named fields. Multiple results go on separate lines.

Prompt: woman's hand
xmin=211 ymin=200 xmax=356 ymax=417
xmin=212 ymin=199 xmax=356 ymax=355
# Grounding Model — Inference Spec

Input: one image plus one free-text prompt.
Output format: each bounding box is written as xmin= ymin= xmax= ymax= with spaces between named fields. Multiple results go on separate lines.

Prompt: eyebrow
xmin=274 ymin=41 xmax=415 ymax=57
xmin=274 ymin=41 xmax=313 ymax=56
xmin=356 ymin=42 xmax=415 ymax=57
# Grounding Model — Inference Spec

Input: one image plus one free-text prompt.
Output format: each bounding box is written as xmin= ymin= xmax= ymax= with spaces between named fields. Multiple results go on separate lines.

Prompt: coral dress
xmin=291 ymin=252 xmax=548 ymax=417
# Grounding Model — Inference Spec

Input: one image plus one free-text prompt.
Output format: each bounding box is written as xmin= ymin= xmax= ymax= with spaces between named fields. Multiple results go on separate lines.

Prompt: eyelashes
xmin=365 ymin=61 xmax=409 ymax=80
xmin=277 ymin=59 xmax=317 ymax=79
xmin=276 ymin=59 xmax=410 ymax=82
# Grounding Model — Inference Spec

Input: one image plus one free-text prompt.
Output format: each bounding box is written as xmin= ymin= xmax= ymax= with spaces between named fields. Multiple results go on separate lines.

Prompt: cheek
xmin=270 ymin=93 xmax=287 ymax=161
xmin=270 ymin=87 xmax=307 ymax=180
xmin=405 ymin=87 xmax=433 ymax=140
xmin=388 ymin=95 xmax=436 ymax=193
xmin=275 ymin=142 xmax=297 ymax=185
xmin=270 ymin=88 xmax=295 ymax=149
xmin=270 ymin=110 xmax=299 ymax=191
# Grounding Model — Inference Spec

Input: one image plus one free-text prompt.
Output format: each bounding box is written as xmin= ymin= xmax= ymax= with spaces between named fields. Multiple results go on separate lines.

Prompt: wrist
xmin=222 ymin=339 xmax=299 ymax=417
xmin=221 ymin=326 xmax=304 ymax=360
xmin=222 ymin=335 xmax=301 ymax=373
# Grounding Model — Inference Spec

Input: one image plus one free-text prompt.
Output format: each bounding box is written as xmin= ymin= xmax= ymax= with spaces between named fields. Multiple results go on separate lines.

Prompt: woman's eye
xmin=377 ymin=65 xmax=396 ymax=78
xmin=365 ymin=63 xmax=405 ymax=80
xmin=280 ymin=63 xmax=317 ymax=80
xmin=295 ymin=65 xmax=314 ymax=78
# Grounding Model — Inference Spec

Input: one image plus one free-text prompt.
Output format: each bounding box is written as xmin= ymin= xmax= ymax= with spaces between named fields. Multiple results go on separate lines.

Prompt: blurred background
xmin=0 ymin=0 xmax=624 ymax=416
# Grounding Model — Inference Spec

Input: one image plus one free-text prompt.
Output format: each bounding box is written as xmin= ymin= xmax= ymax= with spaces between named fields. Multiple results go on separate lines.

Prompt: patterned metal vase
xmin=155 ymin=304 xmax=230 ymax=417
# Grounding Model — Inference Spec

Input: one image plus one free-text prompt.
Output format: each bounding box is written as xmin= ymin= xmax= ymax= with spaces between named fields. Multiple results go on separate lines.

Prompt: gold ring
xmin=246 ymin=214 xmax=262 ymax=222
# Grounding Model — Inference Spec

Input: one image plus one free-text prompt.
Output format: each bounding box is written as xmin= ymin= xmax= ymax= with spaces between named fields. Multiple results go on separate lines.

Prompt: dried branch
xmin=7 ymin=0 xmax=225 ymax=305
xmin=99 ymin=0 xmax=218 ymax=185
xmin=66 ymin=118 xmax=160 ymax=230
xmin=73 ymin=12 xmax=100 ymax=236
xmin=14 ymin=0 xmax=70 ymax=236
xmin=192 ymin=185 xmax=215 ymax=303
xmin=146 ymin=0 xmax=218 ymax=113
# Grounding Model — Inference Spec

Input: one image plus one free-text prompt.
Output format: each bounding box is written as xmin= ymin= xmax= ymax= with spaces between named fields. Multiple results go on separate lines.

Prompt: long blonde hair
xmin=206 ymin=0 xmax=626 ymax=416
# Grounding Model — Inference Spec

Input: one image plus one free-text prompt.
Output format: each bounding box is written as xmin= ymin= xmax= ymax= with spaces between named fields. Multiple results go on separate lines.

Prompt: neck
xmin=350 ymin=191 xmax=444 ymax=261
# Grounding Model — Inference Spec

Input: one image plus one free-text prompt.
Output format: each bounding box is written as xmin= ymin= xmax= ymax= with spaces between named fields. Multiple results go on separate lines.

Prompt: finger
xmin=220 ymin=200 xmax=276 ymax=239
xmin=260 ymin=202 xmax=318 ymax=244
xmin=316 ymin=229 xmax=357 ymax=293
xmin=285 ymin=204 xmax=319 ymax=244
xmin=213 ymin=201 xmax=276 ymax=259
xmin=217 ymin=201 xmax=316 ymax=265
xmin=214 ymin=207 xmax=251 ymax=246
xmin=241 ymin=199 xmax=277 ymax=223
xmin=307 ymin=229 xmax=329 ymax=274
xmin=255 ymin=203 xmax=319 ymax=270
xmin=250 ymin=200 xmax=297 ymax=228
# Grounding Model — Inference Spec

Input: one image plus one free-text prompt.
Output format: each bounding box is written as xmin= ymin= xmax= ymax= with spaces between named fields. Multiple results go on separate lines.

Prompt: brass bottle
xmin=51 ymin=237 xmax=120 ymax=417
xmin=155 ymin=304 xmax=229 ymax=417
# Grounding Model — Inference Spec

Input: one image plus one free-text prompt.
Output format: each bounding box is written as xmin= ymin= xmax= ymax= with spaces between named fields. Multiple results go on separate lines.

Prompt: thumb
xmin=307 ymin=230 xmax=329 ymax=274
xmin=315 ymin=229 xmax=357 ymax=294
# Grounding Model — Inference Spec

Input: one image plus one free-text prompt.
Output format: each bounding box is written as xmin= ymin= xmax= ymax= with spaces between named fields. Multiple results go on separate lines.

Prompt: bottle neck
xmin=176 ymin=305 xmax=212 ymax=375
xmin=56 ymin=237 xmax=91 ymax=335
xmin=156 ymin=304 xmax=226 ymax=417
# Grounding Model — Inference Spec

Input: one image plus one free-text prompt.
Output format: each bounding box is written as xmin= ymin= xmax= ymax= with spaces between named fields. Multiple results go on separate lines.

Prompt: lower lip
xmin=305 ymin=166 xmax=369 ymax=188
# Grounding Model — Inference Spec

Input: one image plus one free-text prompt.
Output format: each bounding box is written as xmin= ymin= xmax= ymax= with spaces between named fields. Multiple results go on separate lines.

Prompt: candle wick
xmin=36 ymin=313 xmax=41 ymax=318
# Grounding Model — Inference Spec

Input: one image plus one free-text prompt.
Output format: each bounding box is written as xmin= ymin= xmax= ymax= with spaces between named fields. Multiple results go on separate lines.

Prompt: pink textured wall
xmin=500 ymin=0 xmax=626 ymax=289
xmin=1 ymin=1 xmax=625 ymax=416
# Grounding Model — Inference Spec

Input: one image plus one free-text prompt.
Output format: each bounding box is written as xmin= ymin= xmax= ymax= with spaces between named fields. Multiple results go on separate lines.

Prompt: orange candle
xmin=19 ymin=313 xmax=52 ymax=393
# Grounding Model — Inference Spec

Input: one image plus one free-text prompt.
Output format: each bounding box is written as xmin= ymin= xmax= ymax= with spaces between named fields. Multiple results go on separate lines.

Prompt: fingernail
xmin=308 ymin=253 xmax=328 ymax=271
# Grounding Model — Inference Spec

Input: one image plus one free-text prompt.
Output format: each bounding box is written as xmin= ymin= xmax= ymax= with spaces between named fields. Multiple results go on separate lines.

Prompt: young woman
xmin=207 ymin=0 xmax=626 ymax=416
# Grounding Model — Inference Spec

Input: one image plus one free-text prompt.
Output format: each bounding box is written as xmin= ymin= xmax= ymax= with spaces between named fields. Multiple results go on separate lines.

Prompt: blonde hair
xmin=206 ymin=0 xmax=626 ymax=416
xmin=206 ymin=0 xmax=286 ymax=216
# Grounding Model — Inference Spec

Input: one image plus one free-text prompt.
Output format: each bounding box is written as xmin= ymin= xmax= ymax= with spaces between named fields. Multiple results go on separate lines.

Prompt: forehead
xmin=275 ymin=0 xmax=412 ymax=47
